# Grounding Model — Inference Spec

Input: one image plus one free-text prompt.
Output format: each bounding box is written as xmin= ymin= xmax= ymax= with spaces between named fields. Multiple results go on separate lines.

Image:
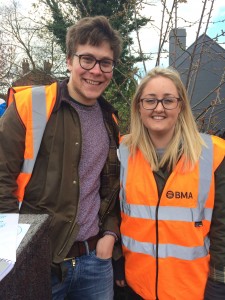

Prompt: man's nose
xmin=89 ymin=62 xmax=102 ymax=74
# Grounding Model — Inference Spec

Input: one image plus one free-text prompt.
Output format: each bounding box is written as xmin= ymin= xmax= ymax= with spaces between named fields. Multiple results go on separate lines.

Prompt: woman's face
xmin=139 ymin=76 xmax=182 ymax=148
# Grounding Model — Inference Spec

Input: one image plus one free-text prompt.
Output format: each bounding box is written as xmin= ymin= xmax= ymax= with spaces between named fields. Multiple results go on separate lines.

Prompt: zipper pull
xmin=72 ymin=258 xmax=76 ymax=267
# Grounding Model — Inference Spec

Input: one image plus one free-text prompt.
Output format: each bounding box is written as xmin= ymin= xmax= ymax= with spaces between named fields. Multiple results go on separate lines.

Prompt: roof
xmin=12 ymin=68 xmax=57 ymax=87
xmin=174 ymin=33 xmax=225 ymax=68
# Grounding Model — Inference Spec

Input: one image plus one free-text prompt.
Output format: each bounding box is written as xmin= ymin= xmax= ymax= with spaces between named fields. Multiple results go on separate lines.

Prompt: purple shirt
xmin=70 ymin=99 xmax=109 ymax=241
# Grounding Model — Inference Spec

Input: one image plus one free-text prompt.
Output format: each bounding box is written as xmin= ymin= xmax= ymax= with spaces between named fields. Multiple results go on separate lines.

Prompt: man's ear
xmin=67 ymin=58 xmax=72 ymax=72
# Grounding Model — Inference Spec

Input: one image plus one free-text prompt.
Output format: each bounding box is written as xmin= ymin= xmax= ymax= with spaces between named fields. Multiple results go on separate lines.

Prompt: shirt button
xmin=75 ymin=142 xmax=79 ymax=145
xmin=73 ymin=180 xmax=77 ymax=184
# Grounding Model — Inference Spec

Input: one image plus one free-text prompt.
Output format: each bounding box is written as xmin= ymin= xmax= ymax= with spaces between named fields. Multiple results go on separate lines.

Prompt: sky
xmin=136 ymin=0 xmax=225 ymax=71
xmin=1 ymin=0 xmax=225 ymax=73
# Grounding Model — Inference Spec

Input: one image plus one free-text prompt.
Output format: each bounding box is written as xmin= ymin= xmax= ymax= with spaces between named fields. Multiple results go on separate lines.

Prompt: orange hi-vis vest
xmin=7 ymin=82 xmax=58 ymax=205
xmin=119 ymin=134 xmax=225 ymax=300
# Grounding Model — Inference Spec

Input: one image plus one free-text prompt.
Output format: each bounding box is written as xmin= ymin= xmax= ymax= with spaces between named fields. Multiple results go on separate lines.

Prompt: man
xmin=0 ymin=16 xmax=122 ymax=300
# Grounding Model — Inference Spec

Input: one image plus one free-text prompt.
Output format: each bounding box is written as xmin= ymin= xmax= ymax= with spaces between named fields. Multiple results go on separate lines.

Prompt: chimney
xmin=44 ymin=60 xmax=52 ymax=74
xmin=169 ymin=28 xmax=186 ymax=67
xmin=22 ymin=59 xmax=30 ymax=74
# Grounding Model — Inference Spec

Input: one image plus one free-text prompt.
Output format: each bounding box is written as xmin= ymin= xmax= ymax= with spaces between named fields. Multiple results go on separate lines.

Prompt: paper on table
xmin=16 ymin=224 xmax=30 ymax=248
xmin=0 ymin=213 xmax=19 ymax=262
xmin=0 ymin=215 xmax=30 ymax=282
xmin=0 ymin=258 xmax=14 ymax=282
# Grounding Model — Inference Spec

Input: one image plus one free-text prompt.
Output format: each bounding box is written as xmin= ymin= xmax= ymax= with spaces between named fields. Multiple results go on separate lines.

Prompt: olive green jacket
xmin=0 ymin=79 xmax=121 ymax=263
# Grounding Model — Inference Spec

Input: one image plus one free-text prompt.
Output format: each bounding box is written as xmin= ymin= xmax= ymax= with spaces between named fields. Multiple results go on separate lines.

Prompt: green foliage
xmin=43 ymin=0 xmax=71 ymax=53
xmin=41 ymin=0 xmax=150 ymax=133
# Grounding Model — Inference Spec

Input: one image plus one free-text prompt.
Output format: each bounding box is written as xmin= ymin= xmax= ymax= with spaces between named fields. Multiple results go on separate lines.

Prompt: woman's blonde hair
xmin=123 ymin=66 xmax=205 ymax=171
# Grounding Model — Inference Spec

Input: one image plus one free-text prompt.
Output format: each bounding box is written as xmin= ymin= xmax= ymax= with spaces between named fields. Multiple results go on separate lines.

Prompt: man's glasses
xmin=74 ymin=54 xmax=115 ymax=73
xmin=139 ymin=97 xmax=181 ymax=110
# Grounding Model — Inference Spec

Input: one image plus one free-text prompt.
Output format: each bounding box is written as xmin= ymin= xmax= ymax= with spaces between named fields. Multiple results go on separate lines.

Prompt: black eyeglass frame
xmin=74 ymin=54 xmax=116 ymax=73
xmin=139 ymin=97 xmax=181 ymax=110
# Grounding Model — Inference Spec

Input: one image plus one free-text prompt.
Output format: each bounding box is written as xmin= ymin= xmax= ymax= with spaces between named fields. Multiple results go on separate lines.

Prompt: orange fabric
xmin=7 ymin=88 xmax=15 ymax=107
xmin=121 ymin=136 xmax=225 ymax=299
xmin=7 ymin=86 xmax=32 ymax=107
xmin=9 ymin=83 xmax=57 ymax=202
xmin=112 ymin=112 xmax=120 ymax=141
xmin=112 ymin=113 xmax=118 ymax=125
xmin=126 ymin=150 xmax=158 ymax=205
xmin=16 ymin=173 xmax=32 ymax=202
xmin=123 ymin=244 xmax=209 ymax=300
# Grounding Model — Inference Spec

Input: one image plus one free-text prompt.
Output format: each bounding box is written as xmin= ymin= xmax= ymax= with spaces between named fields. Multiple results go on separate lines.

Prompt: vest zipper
xmin=155 ymin=197 xmax=161 ymax=300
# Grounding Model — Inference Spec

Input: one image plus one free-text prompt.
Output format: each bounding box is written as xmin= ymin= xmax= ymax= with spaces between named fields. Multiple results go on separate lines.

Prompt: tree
xmin=0 ymin=29 xmax=16 ymax=94
xmin=0 ymin=0 xmax=67 ymax=90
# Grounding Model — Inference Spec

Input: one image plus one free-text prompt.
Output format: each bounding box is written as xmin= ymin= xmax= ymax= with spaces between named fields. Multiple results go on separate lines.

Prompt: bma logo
xmin=166 ymin=190 xmax=193 ymax=199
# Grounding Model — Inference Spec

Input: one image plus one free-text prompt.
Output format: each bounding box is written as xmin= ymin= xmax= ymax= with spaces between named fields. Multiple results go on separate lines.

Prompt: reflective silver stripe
xmin=21 ymin=86 xmax=47 ymax=174
xmin=119 ymin=143 xmax=129 ymax=214
xmin=198 ymin=133 xmax=213 ymax=220
xmin=119 ymin=135 xmax=214 ymax=222
xmin=121 ymin=205 xmax=213 ymax=221
xmin=122 ymin=234 xmax=210 ymax=260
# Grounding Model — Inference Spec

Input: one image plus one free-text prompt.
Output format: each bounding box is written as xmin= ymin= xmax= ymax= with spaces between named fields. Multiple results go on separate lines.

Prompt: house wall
xmin=169 ymin=31 xmax=225 ymax=135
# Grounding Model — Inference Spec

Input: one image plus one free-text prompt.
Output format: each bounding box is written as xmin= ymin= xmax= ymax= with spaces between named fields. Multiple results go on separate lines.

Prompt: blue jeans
xmin=51 ymin=250 xmax=113 ymax=300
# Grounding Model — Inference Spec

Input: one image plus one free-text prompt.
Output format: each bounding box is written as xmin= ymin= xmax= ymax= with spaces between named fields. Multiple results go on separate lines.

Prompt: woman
xmin=119 ymin=67 xmax=225 ymax=299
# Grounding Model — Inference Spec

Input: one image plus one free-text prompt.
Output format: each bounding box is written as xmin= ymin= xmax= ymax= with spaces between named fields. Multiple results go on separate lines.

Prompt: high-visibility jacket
xmin=7 ymin=82 xmax=58 ymax=203
xmin=119 ymin=134 xmax=225 ymax=300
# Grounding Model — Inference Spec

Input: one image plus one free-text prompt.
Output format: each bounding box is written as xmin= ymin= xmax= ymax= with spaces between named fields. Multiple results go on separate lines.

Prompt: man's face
xmin=67 ymin=42 xmax=114 ymax=105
